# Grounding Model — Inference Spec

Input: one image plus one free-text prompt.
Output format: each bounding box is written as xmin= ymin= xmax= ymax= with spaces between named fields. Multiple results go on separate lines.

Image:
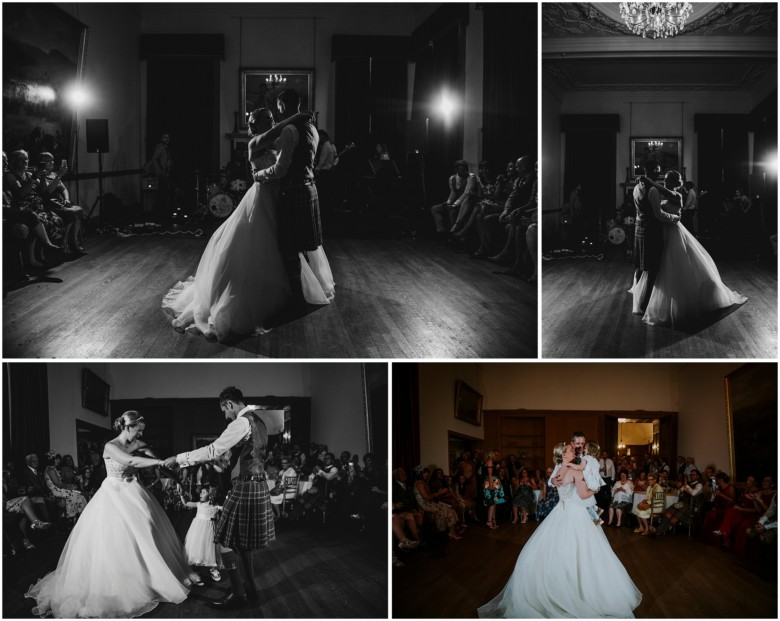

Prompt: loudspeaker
xmin=86 ymin=119 xmax=109 ymax=153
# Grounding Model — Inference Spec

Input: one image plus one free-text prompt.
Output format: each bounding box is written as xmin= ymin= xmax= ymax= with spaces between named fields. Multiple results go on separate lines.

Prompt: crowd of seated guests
xmin=429 ymin=155 xmax=538 ymax=283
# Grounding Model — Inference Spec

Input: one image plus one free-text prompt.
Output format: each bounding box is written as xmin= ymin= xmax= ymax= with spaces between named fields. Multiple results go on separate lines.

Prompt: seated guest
xmin=43 ymin=451 xmax=87 ymax=523
xmin=633 ymin=473 xmax=663 ymax=536
xmin=3 ymin=150 xmax=62 ymax=269
xmin=634 ymin=471 xmax=649 ymax=493
xmin=657 ymin=470 xmax=670 ymax=490
xmin=392 ymin=467 xmax=423 ymax=548
xmin=430 ymin=160 xmax=478 ymax=243
xmin=471 ymin=160 xmax=518 ymax=259
xmin=83 ymin=450 xmax=106 ymax=498
xmin=741 ymin=488 xmax=777 ymax=552
xmin=428 ymin=468 xmax=455 ymax=505
xmin=18 ymin=454 xmax=52 ymax=523
xmin=352 ymin=453 xmax=387 ymax=522
xmin=607 ymin=470 xmax=634 ymax=528
xmin=4 ymin=468 xmax=52 ymax=551
xmin=488 ymin=156 xmax=535 ymax=271
xmin=536 ymin=466 xmax=560 ymax=521
xmin=37 ymin=152 xmax=83 ymax=253
xmin=701 ymin=472 xmax=736 ymax=537
xmin=413 ymin=467 xmax=463 ymax=540
xmin=714 ymin=474 xmax=759 ymax=547
xmin=292 ymin=452 xmax=339 ymax=519
xmin=684 ymin=456 xmax=699 ymax=481
xmin=451 ymin=161 xmax=494 ymax=244
xmin=59 ymin=455 xmax=78 ymax=489
xmin=524 ymin=163 xmax=539 ymax=283
xmin=270 ymin=456 xmax=297 ymax=520
xmin=655 ymin=469 xmax=704 ymax=535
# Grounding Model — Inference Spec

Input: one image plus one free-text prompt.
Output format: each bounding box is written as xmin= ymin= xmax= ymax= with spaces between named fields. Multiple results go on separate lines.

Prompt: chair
xmin=688 ymin=492 xmax=706 ymax=537
xmin=648 ymin=488 xmax=666 ymax=532
xmin=281 ymin=475 xmax=298 ymax=517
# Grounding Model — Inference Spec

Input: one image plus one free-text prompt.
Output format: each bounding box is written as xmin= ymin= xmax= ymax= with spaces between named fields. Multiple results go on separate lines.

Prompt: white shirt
xmin=582 ymin=455 xmax=606 ymax=491
xmin=176 ymin=405 xmax=260 ymax=467
xmin=599 ymin=457 xmax=616 ymax=480
xmin=316 ymin=142 xmax=337 ymax=171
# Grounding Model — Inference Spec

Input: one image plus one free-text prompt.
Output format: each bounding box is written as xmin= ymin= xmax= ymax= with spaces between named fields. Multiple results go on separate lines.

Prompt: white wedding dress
xmin=477 ymin=482 xmax=642 ymax=618
xmin=630 ymin=198 xmax=746 ymax=328
xmin=25 ymin=457 xmax=199 ymax=618
xmin=162 ymin=151 xmax=335 ymax=342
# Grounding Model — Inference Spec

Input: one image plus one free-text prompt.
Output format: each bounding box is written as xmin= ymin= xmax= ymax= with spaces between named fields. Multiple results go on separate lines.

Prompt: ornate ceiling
xmin=543 ymin=3 xmax=777 ymax=93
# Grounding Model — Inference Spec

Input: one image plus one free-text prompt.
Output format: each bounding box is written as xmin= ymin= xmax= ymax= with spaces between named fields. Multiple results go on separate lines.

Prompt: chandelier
xmin=619 ymin=2 xmax=693 ymax=39
xmin=265 ymin=74 xmax=287 ymax=88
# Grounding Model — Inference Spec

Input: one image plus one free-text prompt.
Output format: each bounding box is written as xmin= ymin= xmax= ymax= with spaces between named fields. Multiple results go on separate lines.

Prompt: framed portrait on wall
xmin=2 ymin=4 xmax=88 ymax=167
xmin=630 ymin=137 xmax=682 ymax=178
xmin=454 ymin=380 xmax=483 ymax=426
xmin=240 ymin=68 xmax=313 ymax=128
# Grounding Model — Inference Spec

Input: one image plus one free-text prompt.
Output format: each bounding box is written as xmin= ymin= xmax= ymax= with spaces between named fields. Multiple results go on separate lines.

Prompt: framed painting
xmin=630 ymin=137 xmax=682 ymax=178
xmin=724 ymin=363 xmax=777 ymax=484
xmin=454 ymin=380 xmax=483 ymax=427
xmin=240 ymin=68 xmax=313 ymax=128
xmin=2 ymin=4 xmax=88 ymax=166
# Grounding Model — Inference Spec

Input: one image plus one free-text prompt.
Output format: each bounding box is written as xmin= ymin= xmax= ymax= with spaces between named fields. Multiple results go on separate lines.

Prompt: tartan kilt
xmin=279 ymin=183 xmax=323 ymax=258
xmin=633 ymin=220 xmax=662 ymax=272
xmin=214 ymin=479 xmax=275 ymax=550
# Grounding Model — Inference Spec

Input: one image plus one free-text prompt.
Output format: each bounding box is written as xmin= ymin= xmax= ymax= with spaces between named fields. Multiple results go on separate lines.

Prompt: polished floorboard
xmin=4 ymin=518 xmax=386 ymax=619
xmin=542 ymin=254 xmax=777 ymax=358
xmin=3 ymin=226 xmax=537 ymax=358
xmin=392 ymin=519 xmax=777 ymax=618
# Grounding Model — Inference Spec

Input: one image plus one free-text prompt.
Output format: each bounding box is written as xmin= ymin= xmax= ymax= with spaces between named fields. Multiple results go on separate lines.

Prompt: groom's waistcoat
xmin=280 ymin=117 xmax=318 ymax=189
xmin=230 ymin=410 xmax=268 ymax=480
xmin=634 ymin=183 xmax=659 ymax=237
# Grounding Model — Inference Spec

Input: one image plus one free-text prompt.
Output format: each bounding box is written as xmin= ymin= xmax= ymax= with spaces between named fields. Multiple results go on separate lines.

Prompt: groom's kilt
xmin=279 ymin=183 xmax=323 ymax=257
xmin=633 ymin=219 xmax=662 ymax=272
xmin=214 ymin=478 xmax=275 ymax=550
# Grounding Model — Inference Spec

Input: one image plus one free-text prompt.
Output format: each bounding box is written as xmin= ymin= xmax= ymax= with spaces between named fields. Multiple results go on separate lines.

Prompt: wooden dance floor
xmin=542 ymin=256 xmax=777 ymax=358
xmin=4 ymin=519 xmax=386 ymax=618
xmin=3 ymin=228 xmax=536 ymax=358
xmin=392 ymin=521 xmax=777 ymax=618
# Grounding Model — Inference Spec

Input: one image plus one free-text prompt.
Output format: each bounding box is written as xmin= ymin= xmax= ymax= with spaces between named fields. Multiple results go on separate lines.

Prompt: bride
xmin=477 ymin=443 xmax=641 ymax=618
xmin=631 ymin=171 xmax=747 ymax=329
xmin=26 ymin=412 xmax=199 ymax=618
xmin=162 ymin=108 xmax=334 ymax=342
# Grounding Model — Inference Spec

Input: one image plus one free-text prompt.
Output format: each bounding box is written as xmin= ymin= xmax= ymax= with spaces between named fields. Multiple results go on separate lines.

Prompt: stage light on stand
xmin=437 ymin=91 xmax=457 ymax=120
xmin=64 ymin=83 xmax=92 ymax=109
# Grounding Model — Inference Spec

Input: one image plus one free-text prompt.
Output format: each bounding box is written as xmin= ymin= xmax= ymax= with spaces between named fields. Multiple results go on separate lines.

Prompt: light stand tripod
xmin=86 ymin=149 xmax=104 ymax=226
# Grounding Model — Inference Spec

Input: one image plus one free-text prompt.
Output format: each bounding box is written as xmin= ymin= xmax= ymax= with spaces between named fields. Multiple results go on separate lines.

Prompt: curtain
xmin=5 ymin=363 xmax=50 ymax=468
xmin=146 ymin=58 xmax=220 ymax=188
xmin=334 ymin=56 xmax=372 ymax=151
xmin=483 ymin=3 xmax=537 ymax=168
xmin=370 ymin=57 xmax=409 ymax=161
xmin=392 ymin=363 xmax=420 ymax=471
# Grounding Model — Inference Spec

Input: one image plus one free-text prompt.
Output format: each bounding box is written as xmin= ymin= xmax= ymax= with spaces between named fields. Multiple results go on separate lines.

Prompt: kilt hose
xmin=214 ymin=479 xmax=275 ymax=550
xmin=279 ymin=183 xmax=323 ymax=259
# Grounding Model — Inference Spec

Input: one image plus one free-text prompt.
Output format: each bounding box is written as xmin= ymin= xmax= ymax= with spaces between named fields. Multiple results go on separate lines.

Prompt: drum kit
xmin=605 ymin=214 xmax=635 ymax=247
xmin=190 ymin=170 xmax=249 ymax=221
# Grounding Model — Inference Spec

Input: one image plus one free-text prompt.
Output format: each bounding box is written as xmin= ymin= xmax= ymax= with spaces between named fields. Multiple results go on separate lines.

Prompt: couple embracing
xmin=630 ymin=160 xmax=746 ymax=329
xmin=478 ymin=432 xmax=642 ymax=619
xmin=163 ymin=89 xmax=335 ymax=343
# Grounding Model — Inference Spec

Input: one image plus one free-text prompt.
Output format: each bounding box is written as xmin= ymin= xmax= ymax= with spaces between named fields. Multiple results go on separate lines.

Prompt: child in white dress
xmin=561 ymin=441 xmax=606 ymax=525
xmin=180 ymin=487 xmax=224 ymax=581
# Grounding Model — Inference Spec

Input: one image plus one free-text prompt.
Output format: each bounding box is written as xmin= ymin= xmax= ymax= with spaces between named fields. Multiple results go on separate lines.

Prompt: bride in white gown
xmin=26 ymin=412 xmax=199 ymax=618
xmin=478 ymin=443 xmax=641 ymax=619
xmin=162 ymin=109 xmax=334 ymax=342
xmin=630 ymin=171 xmax=747 ymax=329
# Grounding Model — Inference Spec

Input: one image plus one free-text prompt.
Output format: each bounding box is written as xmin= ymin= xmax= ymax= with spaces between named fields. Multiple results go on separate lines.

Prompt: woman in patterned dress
xmin=43 ymin=452 xmax=88 ymax=523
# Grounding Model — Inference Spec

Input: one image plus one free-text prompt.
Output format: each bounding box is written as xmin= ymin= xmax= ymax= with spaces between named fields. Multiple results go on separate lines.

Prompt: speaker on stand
xmin=85 ymin=119 xmax=109 ymax=226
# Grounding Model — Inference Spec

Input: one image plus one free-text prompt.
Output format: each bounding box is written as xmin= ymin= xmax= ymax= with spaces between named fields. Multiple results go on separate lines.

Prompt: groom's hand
xmin=162 ymin=456 xmax=178 ymax=469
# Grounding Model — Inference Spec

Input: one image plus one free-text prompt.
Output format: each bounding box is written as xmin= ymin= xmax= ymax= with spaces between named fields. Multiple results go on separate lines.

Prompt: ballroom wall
xmin=416 ymin=362 xmax=743 ymax=475
xmin=47 ymin=363 xmax=373 ymax=464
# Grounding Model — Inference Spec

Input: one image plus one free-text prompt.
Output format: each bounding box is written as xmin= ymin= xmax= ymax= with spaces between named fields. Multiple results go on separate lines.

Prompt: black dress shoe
xmin=207 ymin=593 xmax=247 ymax=610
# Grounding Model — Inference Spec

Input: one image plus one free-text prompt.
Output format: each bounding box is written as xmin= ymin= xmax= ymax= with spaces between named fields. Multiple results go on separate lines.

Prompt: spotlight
xmin=64 ymin=84 xmax=92 ymax=109
xmin=437 ymin=91 xmax=456 ymax=119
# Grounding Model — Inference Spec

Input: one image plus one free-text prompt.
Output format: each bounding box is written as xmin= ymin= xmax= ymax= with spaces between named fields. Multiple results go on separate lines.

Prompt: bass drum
xmin=208 ymin=192 xmax=235 ymax=219
xmin=608 ymin=226 xmax=626 ymax=245
xmin=229 ymin=178 xmax=247 ymax=194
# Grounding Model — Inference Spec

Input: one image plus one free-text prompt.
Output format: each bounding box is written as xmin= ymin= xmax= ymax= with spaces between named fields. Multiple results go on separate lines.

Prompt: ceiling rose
xmin=619 ymin=2 xmax=694 ymax=39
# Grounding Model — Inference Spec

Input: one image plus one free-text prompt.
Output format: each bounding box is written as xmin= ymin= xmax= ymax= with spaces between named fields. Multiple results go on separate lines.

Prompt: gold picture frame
xmin=239 ymin=68 xmax=313 ymax=128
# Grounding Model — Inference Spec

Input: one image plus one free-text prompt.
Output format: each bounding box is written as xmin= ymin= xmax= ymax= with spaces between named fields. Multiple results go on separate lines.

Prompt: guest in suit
xmin=19 ymin=454 xmax=52 ymax=523
xmin=392 ymin=467 xmax=422 ymax=549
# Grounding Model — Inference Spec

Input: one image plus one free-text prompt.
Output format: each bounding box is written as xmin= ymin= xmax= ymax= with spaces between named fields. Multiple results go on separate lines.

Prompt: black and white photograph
xmin=540 ymin=3 xmax=777 ymax=358
xmin=2 ymin=362 xmax=388 ymax=618
xmin=2 ymin=2 xmax=537 ymax=359
xmin=391 ymin=362 xmax=778 ymax=618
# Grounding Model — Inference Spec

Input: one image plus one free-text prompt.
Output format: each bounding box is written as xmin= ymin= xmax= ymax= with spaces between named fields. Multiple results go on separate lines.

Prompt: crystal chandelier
xmin=265 ymin=74 xmax=287 ymax=88
xmin=619 ymin=2 xmax=693 ymax=39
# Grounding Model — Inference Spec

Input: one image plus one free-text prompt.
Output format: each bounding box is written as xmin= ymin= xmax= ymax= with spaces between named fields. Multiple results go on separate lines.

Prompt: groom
xmin=253 ymin=88 xmax=321 ymax=309
xmin=164 ymin=387 xmax=280 ymax=610
xmin=632 ymin=160 xmax=680 ymax=312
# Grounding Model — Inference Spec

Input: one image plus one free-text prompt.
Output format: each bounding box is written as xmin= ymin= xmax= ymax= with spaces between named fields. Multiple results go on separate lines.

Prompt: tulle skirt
xmin=477 ymin=499 xmax=641 ymax=618
xmin=162 ymin=182 xmax=335 ymax=341
xmin=630 ymin=222 xmax=746 ymax=328
xmin=25 ymin=476 xmax=197 ymax=618
xmin=184 ymin=516 xmax=222 ymax=567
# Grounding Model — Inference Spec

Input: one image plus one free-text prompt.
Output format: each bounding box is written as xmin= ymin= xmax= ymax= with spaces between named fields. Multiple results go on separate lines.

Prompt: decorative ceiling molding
xmin=542 ymin=2 xmax=776 ymax=39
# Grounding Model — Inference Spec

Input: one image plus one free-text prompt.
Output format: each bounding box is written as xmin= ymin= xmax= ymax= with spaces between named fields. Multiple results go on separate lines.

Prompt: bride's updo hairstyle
xmin=664 ymin=170 xmax=682 ymax=191
xmin=248 ymin=108 xmax=274 ymax=134
xmin=113 ymin=411 xmax=144 ymax=433
xmin=553 ymin=442 xmax=568 ymax=465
